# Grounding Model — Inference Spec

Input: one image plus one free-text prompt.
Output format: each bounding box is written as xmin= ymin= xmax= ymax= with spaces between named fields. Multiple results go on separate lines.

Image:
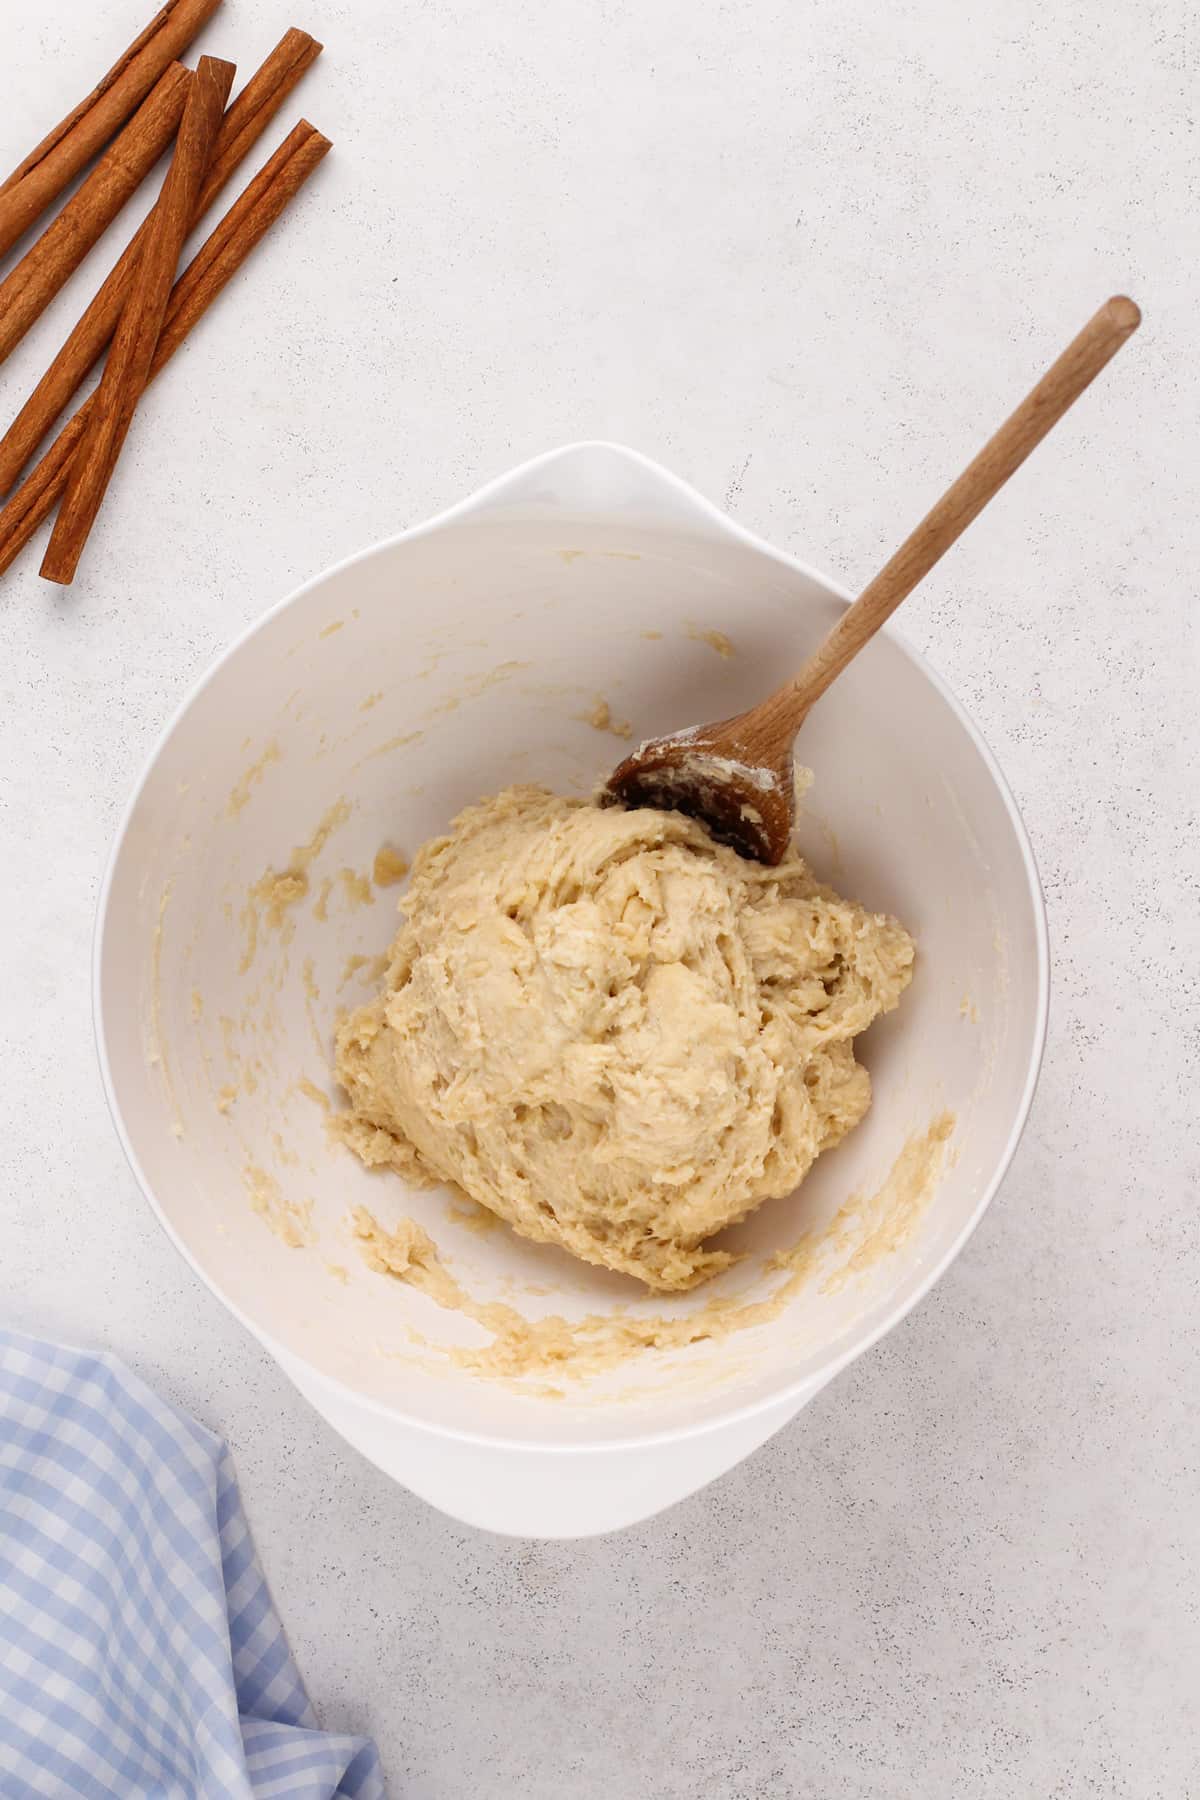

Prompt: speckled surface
xmin=1 ymin=0 xmax=1196 ymax=1793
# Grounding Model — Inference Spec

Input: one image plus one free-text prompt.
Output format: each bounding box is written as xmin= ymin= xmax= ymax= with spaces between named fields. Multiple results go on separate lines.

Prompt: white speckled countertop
xmin=2 ymin=0 xmax=1196 ymax=1793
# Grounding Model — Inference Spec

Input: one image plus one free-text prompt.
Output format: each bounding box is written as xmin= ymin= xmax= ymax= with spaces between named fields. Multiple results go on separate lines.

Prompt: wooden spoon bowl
xmin=605 ymin=710 xmax=795 ymax=861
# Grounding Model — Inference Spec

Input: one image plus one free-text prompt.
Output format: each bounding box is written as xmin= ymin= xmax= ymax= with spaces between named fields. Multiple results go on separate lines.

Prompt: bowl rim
xmin=93 ymin=439 xmax=1050 ymax=1456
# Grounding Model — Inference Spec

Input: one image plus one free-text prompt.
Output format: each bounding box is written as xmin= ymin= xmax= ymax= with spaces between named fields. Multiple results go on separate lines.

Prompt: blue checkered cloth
xmin=0 ymin=1329 xmax=384 ymax=1799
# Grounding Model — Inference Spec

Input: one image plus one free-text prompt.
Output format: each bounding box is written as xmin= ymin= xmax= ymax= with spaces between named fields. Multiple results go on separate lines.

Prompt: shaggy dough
xmin=334 ymin=785 xmax=914 ymax=1292
xmin=350 ymin=1114 xmax=953 ymax=1382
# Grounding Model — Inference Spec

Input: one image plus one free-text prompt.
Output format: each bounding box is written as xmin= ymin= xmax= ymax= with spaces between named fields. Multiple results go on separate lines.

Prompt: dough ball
xmin=335 ymin=786 xmax=913 ymax=1291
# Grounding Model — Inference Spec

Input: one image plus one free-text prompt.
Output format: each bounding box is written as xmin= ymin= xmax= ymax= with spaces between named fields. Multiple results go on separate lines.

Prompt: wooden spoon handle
xmin=779 ymin=295 xmax=1140 ymax=720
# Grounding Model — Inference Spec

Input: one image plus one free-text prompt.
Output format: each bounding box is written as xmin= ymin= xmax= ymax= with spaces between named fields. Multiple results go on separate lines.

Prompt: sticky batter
xmin=351 ymin=1112 xmax=952 ymax=1381
xmin=334 ymin=784 xmax=913 ymax=1290
xmin=336 ymin=786 xmax=913 ymax=1289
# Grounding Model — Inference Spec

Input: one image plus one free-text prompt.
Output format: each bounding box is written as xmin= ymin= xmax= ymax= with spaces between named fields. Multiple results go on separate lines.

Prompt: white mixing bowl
xmin=96 ymin=443 xmax=1048 ymax=1538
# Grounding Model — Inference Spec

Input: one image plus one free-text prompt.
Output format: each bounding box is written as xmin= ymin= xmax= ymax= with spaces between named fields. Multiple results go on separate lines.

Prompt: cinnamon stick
xmin=0 ymin=64 xmax=192 ymax=370
xmin=39 ymin=55 xmax=236 ymax=586
xmin=199 ymin=28 xmax=321 ymax=203
xmin=0 ymin=0 xmax=223 ymax=260
xmin=0 ymin=122 xmax=331 ymax=580
xmin=0 ymin=29 xmax=322 ymax=494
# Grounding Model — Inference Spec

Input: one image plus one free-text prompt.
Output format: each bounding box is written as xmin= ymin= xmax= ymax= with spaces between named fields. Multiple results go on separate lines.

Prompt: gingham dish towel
xmin=0 ymin=1329 xmax=384 ymax=1799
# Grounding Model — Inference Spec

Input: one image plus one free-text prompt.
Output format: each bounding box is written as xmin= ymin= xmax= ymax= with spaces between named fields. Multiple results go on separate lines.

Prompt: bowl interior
xmin=98 ymin=499 xmax=1043 ymax=1447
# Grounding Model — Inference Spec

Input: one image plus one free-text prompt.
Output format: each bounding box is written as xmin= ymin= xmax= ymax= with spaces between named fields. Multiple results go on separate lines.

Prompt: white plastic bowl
xmin=96 ymin=444 xmax=1048 ymax=1537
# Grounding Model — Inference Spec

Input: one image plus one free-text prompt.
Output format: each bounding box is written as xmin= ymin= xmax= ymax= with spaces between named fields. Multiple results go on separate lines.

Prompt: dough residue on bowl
xmin=241 ymin=798 xmax=352 ymax=970
xmin=580 ymin=696 xmax=633 ymax=739
xmin=350 ymin=1111 xmax=954 ymax=1383
xmin=226 ymin=740 xmax=281 ymax=818
xmin=686 ymin=625 xmax=736 ymax=658
xmin=372 ymin=845 xmax=410 ymax=887
xmin=333 ymin=785 xmax=914 ymax=1291
xmin=244 ymin=1163 xmax=314 ymax=1248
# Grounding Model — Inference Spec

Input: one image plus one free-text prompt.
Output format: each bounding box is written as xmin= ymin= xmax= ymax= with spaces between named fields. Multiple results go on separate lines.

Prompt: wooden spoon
xmin=606 ymin=295 xmax=1140 ymax=863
